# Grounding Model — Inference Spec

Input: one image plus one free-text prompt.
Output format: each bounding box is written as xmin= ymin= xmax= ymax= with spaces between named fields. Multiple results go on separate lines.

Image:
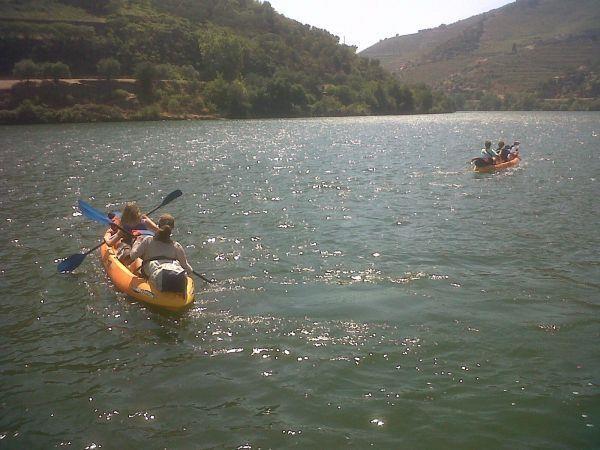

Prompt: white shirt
xmin=130 ymin=236 xmax=193 ymax=274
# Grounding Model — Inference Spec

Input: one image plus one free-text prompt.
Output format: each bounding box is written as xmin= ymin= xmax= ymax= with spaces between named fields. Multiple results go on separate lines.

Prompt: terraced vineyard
xmin=0 ymin=0 xmax=103 ymax=21
xmin=361 ymin=0 xmax=600 ymax=101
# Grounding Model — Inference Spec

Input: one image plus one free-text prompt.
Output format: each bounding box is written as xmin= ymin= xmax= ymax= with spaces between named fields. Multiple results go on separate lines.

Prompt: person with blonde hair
xmin=105 ymin=202 xmax=158 ymax=263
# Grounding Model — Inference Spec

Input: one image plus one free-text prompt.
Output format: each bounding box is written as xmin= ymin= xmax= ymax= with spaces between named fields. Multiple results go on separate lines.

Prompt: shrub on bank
xmin=0 ymin=101 xmax=125 ymax=124
xmin=131 ymin=104 xmax=162 ymax=121
xmin=53 ymin=104 xmax=125 ymax=122
xmin=12 ymin=59 xmax=39 ymax=82
xmin=0 ymin=109 xmax=17 ymax=123
xmin=14 ymin=99 xmax=53 ymax=123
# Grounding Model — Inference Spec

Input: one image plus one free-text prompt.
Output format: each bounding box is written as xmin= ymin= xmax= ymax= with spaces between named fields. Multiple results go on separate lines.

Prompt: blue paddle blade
xmin=78 ymin=200 xmax=112 ymax=226
xmin=58 ymin=253 xmax=86 ymax=272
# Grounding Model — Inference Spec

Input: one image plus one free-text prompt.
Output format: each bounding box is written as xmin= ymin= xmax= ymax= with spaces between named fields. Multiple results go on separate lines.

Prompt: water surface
xmin=0 ymin=112 xmax=598 ymax=448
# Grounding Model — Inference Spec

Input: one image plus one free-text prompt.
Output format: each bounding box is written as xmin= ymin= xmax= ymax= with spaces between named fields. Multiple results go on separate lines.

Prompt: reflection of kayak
xmin=100 ymin=228 xmax=195 ymax=311
xmin=472 ymin=156 xmax=521 ymax=173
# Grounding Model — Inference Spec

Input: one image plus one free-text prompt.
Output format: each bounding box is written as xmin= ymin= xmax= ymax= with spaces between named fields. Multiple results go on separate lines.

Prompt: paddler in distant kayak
xmin=481 ymin=140 xmax=498 ymax=165
xmin=508 ymin=140 xmax=520 ymax=160
xmin=496 ymin=140 xmax=505 ymax=157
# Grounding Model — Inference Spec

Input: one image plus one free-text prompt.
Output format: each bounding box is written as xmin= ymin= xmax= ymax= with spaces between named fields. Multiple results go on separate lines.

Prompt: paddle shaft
xmin=146 ymin=204 xmax=166 ymax=216
xmin=81 ymin=225 xmax=144 ymax=258
xmin=84 ymin=241 xmax=104 ymax=257
xmin=146 ymin=189 xmax=182 ymax=216
xmin=193 ymin=270 xmax=214 ymax=283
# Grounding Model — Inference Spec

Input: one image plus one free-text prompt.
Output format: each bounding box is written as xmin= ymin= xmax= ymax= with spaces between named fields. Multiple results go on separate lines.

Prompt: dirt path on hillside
xmin=0 ymin=78 xmax=136 ymax=90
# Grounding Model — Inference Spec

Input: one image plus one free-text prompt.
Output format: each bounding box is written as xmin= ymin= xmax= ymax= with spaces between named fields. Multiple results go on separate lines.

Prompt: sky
xmin=265 ymin=0 xmax=515 ymax=51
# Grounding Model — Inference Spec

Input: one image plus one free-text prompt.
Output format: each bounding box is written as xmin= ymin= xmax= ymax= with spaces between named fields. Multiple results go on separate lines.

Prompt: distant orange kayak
xmin=100 ymin=228 xmax=195 ymax=311
xmin=473 ymin=156 xmax=520 ymax=173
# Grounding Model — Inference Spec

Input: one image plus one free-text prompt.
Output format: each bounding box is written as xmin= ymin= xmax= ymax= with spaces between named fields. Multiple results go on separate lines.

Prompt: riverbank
xmin=0 ymin=78 xmax=220 ymax=124
xmin=0 ymin=101 xmax=219 ymax=124
xmin=1 ymin=77 xmax=597 ymax=126
xmin=0 ymin=73 xmax=456 ymax=125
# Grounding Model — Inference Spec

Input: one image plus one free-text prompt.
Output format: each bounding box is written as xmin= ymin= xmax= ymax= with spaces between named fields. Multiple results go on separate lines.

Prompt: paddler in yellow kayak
xmin=105 ymin=202 xmax=158 ymax=265
xmin=129 ymin=213 xmax=194 ymax=293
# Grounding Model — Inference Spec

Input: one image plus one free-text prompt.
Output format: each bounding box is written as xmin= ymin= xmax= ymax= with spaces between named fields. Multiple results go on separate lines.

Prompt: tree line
xmin=0 ymin=0 xmax=457 ymax=123
xmin=449 ymin=68 xmax=600 ymax=112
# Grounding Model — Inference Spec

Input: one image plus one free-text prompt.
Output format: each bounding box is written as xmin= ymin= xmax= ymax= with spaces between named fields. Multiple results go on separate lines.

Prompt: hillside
xmin=0 ymin=0 xmax=453 ymax=124
xmin=361 ymin=0 xmax=600 ymax=108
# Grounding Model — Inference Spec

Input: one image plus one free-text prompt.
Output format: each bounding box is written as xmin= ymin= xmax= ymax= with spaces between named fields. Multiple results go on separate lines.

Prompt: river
xmin=0 ymin=112 xmax=598 ymax=448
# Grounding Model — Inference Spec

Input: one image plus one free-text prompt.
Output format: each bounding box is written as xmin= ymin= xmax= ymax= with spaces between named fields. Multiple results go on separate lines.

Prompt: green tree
xmin=203 ymin=75 xmax=230 ymax=113
xmin=373 ymin=83 xmax=390 ymax=113
xmin=389 ymin=82 xmax=414 ymax=113
xmin=330 ymin=85 xmax=355 ymax=106
xmin=431 ymin=91 xmax=456 ymax=113
xmin=42 ymin=62 xmax=71 ymax=83
xmin=97 ymin=58 xmax=121 ymax=82
xmin=502 ymin=92 xmax=518 ymax=110
xmin=204 ymin=76 xmax=251 ymax=118
xmin=13 ymin=59 xmax=39 ymax=83
xmin=178 ymin=65 xmax=200 ymax=80
xmin=517 ymin=93 xmax=540 ymax=111
xmin=479 ymin=92 xmax=502 ymax=110
xmin=228 ymin=78 xmax=251 ymax=118
xmin=155 ymin=64 xmax=177 ymax=80
xmin=267 ymin=74 xmax=308 ymax=116
xmin=412 ymin=84 xmax=434 ymax=113
xmin=199 ymin=29 xmax=246 ymax=80
xmin=450 ymin=93 xmax=466 ymax=110
xmin=134 ymin=62 xmax=159 ymax=100
xmin=312 ymin=95 xmax=343 ymax=116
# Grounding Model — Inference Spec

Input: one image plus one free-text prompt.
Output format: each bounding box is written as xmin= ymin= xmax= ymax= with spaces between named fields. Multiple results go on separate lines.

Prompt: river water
xmin=0 ymin=112 xmax=598 ymax=448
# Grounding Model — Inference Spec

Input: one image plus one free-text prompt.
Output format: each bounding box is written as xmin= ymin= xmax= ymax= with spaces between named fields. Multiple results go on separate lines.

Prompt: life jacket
xmin=122 ymin=222 xmax=147 ymax=245
xmin=143 ymin=257 xmax=187 ymax=293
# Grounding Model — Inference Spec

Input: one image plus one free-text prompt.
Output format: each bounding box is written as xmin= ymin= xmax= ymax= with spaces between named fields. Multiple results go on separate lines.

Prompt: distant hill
xmin=361 ymin=0 xmax=600 ymax=107
xmin=0 ymin=0 xmax=454 ymax=124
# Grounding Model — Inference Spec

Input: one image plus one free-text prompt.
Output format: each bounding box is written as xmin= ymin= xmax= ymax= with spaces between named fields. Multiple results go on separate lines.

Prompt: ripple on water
xmin=0 ymin=114 xmax=598 ymax=448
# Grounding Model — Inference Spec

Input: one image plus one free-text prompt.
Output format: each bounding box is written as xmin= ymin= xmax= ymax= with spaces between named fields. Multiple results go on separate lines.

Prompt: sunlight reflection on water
xmin=0 ymin=112 xmax=598 ymax=448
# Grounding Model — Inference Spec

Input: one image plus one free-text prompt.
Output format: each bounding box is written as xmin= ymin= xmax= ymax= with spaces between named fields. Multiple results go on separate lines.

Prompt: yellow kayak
xmin=100 ymin=228 xmax=195 ymax=311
